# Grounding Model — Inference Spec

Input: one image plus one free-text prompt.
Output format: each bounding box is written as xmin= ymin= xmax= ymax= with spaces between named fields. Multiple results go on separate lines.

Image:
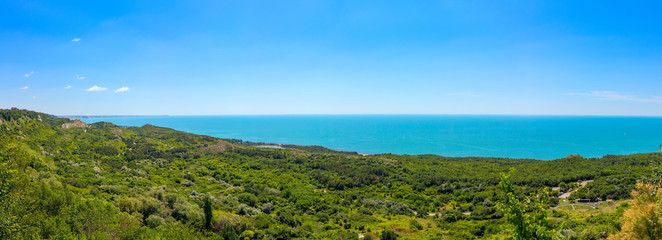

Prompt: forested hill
xmin=0 ymin=109 xmax=659 ymax=239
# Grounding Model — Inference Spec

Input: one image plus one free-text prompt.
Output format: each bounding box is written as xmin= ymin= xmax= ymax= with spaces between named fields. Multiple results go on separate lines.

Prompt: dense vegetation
xmin=0 ymin=109 xmax=660 ymax=239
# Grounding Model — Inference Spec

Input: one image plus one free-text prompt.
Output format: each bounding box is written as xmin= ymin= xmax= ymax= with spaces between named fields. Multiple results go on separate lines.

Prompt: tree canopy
xmin=0 ymin=109 xmax=659 ymax=239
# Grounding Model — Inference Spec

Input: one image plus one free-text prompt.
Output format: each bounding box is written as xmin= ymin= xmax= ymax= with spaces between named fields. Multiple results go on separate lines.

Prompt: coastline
xmin=79 ymin=115 xmax=662 ymax=160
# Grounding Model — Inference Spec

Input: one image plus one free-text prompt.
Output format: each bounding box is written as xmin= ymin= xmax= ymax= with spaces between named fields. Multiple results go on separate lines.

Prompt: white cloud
xmin=447 ymin=91 xmax=483 ymax=97
xmin=32 ymin=96 xmax=36 ymax=99
xmin=86 ymin=85 xmax=107 ymax=92
xmin=19 ymin=86 xmax=29 ymax=90
xmin=75 ymin=74 xmax=85 ymax=80
xmin=569 ymin=91 xmax=662 ymax=104
xmin=72 ymin=38 xmax=81 ymax=42
xmin=115 ymin=87 xmax=130 ymax=93
xmin=64 ymin=85 xmax=72 ymax=89
xmin=24 ymin=71 xmax=34 ymax=78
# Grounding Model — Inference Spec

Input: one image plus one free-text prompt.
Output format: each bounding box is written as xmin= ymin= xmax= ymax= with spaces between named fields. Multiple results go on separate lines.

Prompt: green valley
xmin=0 ymin=109 xmax=660 ymax=239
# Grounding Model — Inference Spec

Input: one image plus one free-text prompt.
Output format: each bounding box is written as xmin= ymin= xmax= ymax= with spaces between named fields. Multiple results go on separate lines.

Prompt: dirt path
xmin=558 ymin=180 xmax=593 ymax=199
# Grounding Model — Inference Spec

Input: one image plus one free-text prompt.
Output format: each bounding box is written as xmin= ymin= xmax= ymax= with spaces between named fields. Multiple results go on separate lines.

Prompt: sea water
xmin=80 ymin=115 xmax=662 ymax=160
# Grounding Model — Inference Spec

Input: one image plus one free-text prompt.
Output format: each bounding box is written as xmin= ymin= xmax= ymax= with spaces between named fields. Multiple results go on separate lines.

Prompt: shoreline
xmin=77 ymin=116 xmax=662 ymax=161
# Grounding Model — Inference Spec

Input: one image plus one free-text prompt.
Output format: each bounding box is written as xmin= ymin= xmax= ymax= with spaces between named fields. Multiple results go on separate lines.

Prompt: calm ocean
xmin=80 ymin=115 xmax=662 ymax=160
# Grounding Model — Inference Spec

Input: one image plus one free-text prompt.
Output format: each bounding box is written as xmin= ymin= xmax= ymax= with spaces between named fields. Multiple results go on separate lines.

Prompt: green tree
xmin=608 ymin=182 xmax=662 ymax=240
xmin=497 ymin=169 xmax=557 ymax=240
xmin=381 ymin=229 xmax=398 ymax=240
xmin=204 ymin=194 xmax=213 ymax=230
xmin=558 ymin=182 xmax=567 ymax=191
xmin=145 ymin=215 xmax=165 ymax=228
xmin=0 ymin=160 xmax=22 ymax=238
xmin=237 ymin=193 xmax=258 ymax=207
xmin=221 ymin=224 xmax=238 ymax=240
xmin=409 ymin=219 xmax=423 ymax=231
xmin=609 ymin=164 xmax=662 ymax=239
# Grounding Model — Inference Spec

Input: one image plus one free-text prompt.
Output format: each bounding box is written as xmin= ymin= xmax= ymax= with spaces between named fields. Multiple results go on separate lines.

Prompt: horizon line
xmin=58 ymin=113 xmax=662 ymax=118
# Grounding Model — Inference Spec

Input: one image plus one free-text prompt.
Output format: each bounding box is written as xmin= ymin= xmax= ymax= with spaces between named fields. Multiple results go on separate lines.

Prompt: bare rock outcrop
xmin=198 ymin=140 xmax=235 ymax=154
xmin=61 ymin=120 xmax=88 ymax=129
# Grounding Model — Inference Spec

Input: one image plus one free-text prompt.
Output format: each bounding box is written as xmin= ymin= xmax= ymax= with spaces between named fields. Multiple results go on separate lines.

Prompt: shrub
xmin=145 ymin=215 xmax=165 ymax=228
xmin=608 ymin=183 xmax=662 ymax=239
xmin=381 ymin=229 xmax=398 ymax=240
xmin=409 ymin=219 xmax=423 ymax=231
xmin=260 ymin=202 xmax=274 ymax=214
xmin=116 ymin=198 xmax=142 ymax=213
xmin=221 ymin=224 xmax=238 ymax=240
xmin=442 ymin=213 xmax=457 ymax=223
xmin=237 ymin=193 xmax=258 ymax=207
xmin=172 ymin=201 xmax=203 ymax=223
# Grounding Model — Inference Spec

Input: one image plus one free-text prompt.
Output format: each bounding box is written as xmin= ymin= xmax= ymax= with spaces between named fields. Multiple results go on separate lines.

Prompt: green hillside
xmin=0 ymin=109 xmax=659 ymax=239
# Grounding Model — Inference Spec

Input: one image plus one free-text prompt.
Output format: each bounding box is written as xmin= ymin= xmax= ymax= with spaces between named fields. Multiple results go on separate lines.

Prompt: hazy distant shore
xmin=80 ymin=115 xmax=662 ymax=160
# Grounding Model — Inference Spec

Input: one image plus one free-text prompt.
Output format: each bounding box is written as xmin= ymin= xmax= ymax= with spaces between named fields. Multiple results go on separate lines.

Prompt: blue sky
xmin=1 ymin=0 xmax=661 ymax=115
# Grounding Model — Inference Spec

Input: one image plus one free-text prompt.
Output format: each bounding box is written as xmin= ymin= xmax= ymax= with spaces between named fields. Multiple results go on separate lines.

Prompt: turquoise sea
xmin=80 ymin=115 xmax=662 ymax=160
